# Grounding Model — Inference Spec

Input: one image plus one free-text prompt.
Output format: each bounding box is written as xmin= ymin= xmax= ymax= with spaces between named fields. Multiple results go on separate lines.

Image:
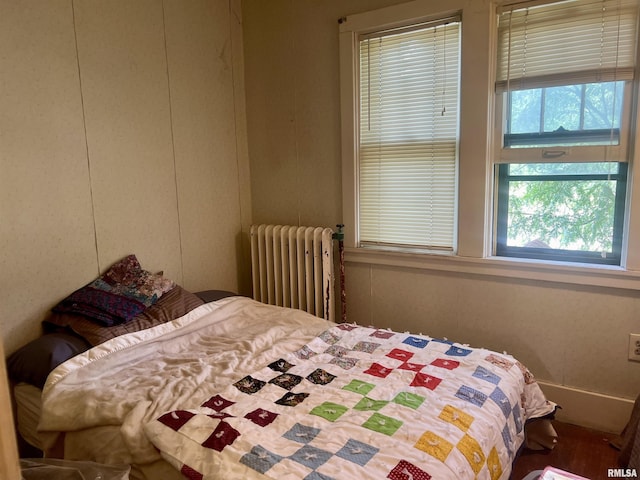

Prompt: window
xmin=496 ymin=162 xmax=628 ymax=264
xmin=357 ymin=17 xmax=460 ymax=252
xmin=340 ymin=0 xmax=640 ymax=286
xmin=494 ymin=0 xmax=638 ymax=265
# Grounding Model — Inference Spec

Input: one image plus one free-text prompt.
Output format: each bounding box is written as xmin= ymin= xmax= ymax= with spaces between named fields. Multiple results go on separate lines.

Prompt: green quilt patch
xmin=310 ymin=402 xmax=349 ymax=422
xmin=342 ymin=379 xmax=375 ymax=396
xmin=393 ymin=392 xmax=425 ymax=409
xmin=362 ymin=413 xmax=403 ymax=436
xmin=353 ymin=397 xmax=389 ymax=412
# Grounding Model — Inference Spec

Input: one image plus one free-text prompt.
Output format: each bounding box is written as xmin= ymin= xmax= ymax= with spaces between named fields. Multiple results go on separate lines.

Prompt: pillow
xmin=6 ymin=333 xmax=90 ymax=388
xmin=43 ymin=285 xmax=204 ymax=346
xmin=52 ymin=255 xmax=175 ymax=326
xmin=194 ymin=290 xmax=238 ymax=303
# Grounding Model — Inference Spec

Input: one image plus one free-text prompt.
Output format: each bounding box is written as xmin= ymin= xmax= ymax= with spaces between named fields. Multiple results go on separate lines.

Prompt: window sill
xmin=344 ymin=247 xmax=640 ymax=291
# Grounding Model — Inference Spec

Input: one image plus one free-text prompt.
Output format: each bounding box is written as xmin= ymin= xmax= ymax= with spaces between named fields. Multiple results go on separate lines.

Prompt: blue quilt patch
xmin=455 ymin=385 xmax=487 ymax=407
xmin=290 ymin=444 xmax=333 ymax=470
xmin=336 ymin=439 xmax=379 ymax=466
xmin=473 ymin=366 xmax=501 ymax=385
xmin=283 ymin=423 xmax=321 ymax=444
xmin=240 ymin=445 xmax=282 ymax=474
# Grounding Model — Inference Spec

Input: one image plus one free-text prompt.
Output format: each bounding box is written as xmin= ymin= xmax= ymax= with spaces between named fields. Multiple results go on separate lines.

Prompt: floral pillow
xmin=53 ymin=255 xmax=175 ymax=326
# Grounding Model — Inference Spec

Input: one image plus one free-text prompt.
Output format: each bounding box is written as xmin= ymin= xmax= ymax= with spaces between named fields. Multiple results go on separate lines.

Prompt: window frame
xmin=339 ymin=0 xmax=640 ymax=290
xmin=494 ymin=82 xmax=634 ymax=164
xmin=495 ymin=162 xmax=628 ymax=265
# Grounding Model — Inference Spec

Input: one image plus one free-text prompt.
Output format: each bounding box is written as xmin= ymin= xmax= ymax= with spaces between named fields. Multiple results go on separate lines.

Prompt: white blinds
xmin=496 ymin=0 xmax=639 ymax=92
xmin=358 ymin=20 xmax=460 ymax=250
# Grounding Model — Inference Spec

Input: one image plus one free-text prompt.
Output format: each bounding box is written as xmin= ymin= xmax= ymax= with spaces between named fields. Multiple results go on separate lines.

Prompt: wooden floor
xmin=510 ymin=421 xmax=622 ymax=480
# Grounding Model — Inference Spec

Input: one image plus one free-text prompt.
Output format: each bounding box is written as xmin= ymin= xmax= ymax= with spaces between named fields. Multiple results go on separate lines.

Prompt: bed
xmin=8 ymin=255 xmax=557 ymax=480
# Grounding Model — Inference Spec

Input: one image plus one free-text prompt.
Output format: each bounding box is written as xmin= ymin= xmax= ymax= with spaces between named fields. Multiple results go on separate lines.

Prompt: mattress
xmin=14 ymin=382 xmax=44 ymax=451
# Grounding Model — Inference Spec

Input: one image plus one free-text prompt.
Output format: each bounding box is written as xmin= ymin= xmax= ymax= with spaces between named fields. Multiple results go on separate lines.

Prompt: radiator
xmin=250 ymin=224 xmax=335 ymax=322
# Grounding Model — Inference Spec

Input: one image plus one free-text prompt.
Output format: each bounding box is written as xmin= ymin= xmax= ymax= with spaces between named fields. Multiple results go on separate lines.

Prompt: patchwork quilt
xmin=145 ymin=323 xmax=555 ymax=480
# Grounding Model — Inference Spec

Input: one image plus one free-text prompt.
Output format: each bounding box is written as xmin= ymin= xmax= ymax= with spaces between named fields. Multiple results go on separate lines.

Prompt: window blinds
xmin=358 ymin=19 xmax=460 ymax=251
xmin=496 ymin=0 xmax=638 ymax=92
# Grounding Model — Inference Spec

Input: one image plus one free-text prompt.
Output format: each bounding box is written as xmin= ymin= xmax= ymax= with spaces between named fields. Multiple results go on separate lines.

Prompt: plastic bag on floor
xmin=20 ymin=458 xmax=130 ymax=480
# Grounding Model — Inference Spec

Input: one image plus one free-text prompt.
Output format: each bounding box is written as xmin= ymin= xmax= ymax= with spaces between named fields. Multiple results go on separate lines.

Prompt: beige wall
xmin=243 ymin=0 xmax=640 ymax=431
xmin=0 ymin=0 xmax=251 ymax=355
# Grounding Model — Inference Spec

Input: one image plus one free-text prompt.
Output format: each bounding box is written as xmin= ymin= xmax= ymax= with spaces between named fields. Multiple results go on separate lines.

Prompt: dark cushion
xmin=7 ymin=333 xmax=90 ymax=388
xmin=194 ymin=290 xmax=238 ymax=303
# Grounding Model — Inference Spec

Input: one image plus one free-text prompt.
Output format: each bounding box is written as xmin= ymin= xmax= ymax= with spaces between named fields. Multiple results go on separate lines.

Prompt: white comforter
xmin=39 ymin=297 xmax=331 ymax=479
xmin=39 ymin=297 xmax=554 ymax=480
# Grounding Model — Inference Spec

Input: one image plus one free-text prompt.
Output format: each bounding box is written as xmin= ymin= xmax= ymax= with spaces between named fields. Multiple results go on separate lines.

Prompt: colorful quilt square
xmin=457 ymin=434 xmax=485 ymax=475
xmin=364 ymin=362 xmax=393 ymax=378
xmin=353 ymin=341 xmax=381 ymax=353
xmin=158 ymin=410 xmax=194 ymax=431
xmin=501 ymin=424 xmax=513 ymax=455
xmin=370 ymin=329 xmax=395 ymax=339
xmin=353 ymin=396 xmax=389 ymax=411
xmin=336 ymin=438 xmax=379 ymax=466
xmin=289 ymin=444 xmax=332 ymax=470
xmin=330 ymin=356 xmax=359 ymax=370
xmin=402 ymin=336 xmax=428 ymax=348
xmin=393 ymin=392 xmax=425 ymax=410
xmin=310 ymin=402 xmax=349 ymax=422
xmin=268 ymin=358 xmax=295 ymax=373
xmin=513 ymin=403 xmax=523 ymax=433
xmin=275 ymin=392 xmax=309 ymax=407
xmin=386 ymin=348 xmax=414 ymax=362
xmin=283 ymin=423 xmax=321 ymax=444
xmin=342 ymin=379 xmax=375 ymax=396
xmin=517 ymin=361 xmax=536 ymax=384
xmin=245 ymin=408 xmax=278 ymax=427
xmin=240 ymin=445 xmax=283 ymax=475
xmin=362 ymin=413 xmax=403 ymax=436
xmin=180 ymin=464 xmax=203 ymax=480
xmin=490 ymin=387 xmax=512 ymax=418
xmin=295 ymin=345 xmax=317 ymax=360
xmin=201 ymin=421 xmax=240 ymax=452
xmin=306 ymin=368 xmax=336 ymax=385
xmin=487 ymin=446 xmax=503 ymax=480
xmin=484 ymin=353 xmax=514 ymax=371
xmin=318 ymin=330 xmax=341 ymax=345
xmin=430 ymin=358 xmax=460 ymax=370
xmin=337 ymin=323 xmax=358 ymax=331
xmin=445 ymin=345 xmax=472 ymax=357
xmin=269 ymin=373 xmax=303 ymax=390
xmin=234 ymin=376 xmax=266 ymax=394
xmin=324 ymin=345 xmax=350 ymax=357
xmin=387 ymin=460 xmax=432 ymax=480
xmin=473 ymin=366 xmax=501 ymax=385
xmin=414 ymin=431 xmax=453 ymax=461
xmin=455 ymin=385 xmax=487 ymax=407
xmin=201 ymin=394 xmax=234 ymax=411
xmin=397 ymin=361 xmax=425 ymax=372
xmin=410 ymin=373 xmax=442 ymax=390
xmin=438 ymin=405 xmax=474 ymax=432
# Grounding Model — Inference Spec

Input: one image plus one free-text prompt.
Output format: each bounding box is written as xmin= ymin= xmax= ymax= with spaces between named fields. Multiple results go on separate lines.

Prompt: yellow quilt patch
xmin=438 ymin=404 xmax=474 ymax=432
xmin=414 ymin=431 xmax=453 ymax=462
xmin=487 ymin=446 xmax=503 ymax=480
xmin=457 ymin=434 xmax=485 ymax=475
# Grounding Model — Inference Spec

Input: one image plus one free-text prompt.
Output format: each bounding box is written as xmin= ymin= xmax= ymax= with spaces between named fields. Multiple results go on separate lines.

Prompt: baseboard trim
xmin=538 ymin=381 xmax=634 ymax=434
